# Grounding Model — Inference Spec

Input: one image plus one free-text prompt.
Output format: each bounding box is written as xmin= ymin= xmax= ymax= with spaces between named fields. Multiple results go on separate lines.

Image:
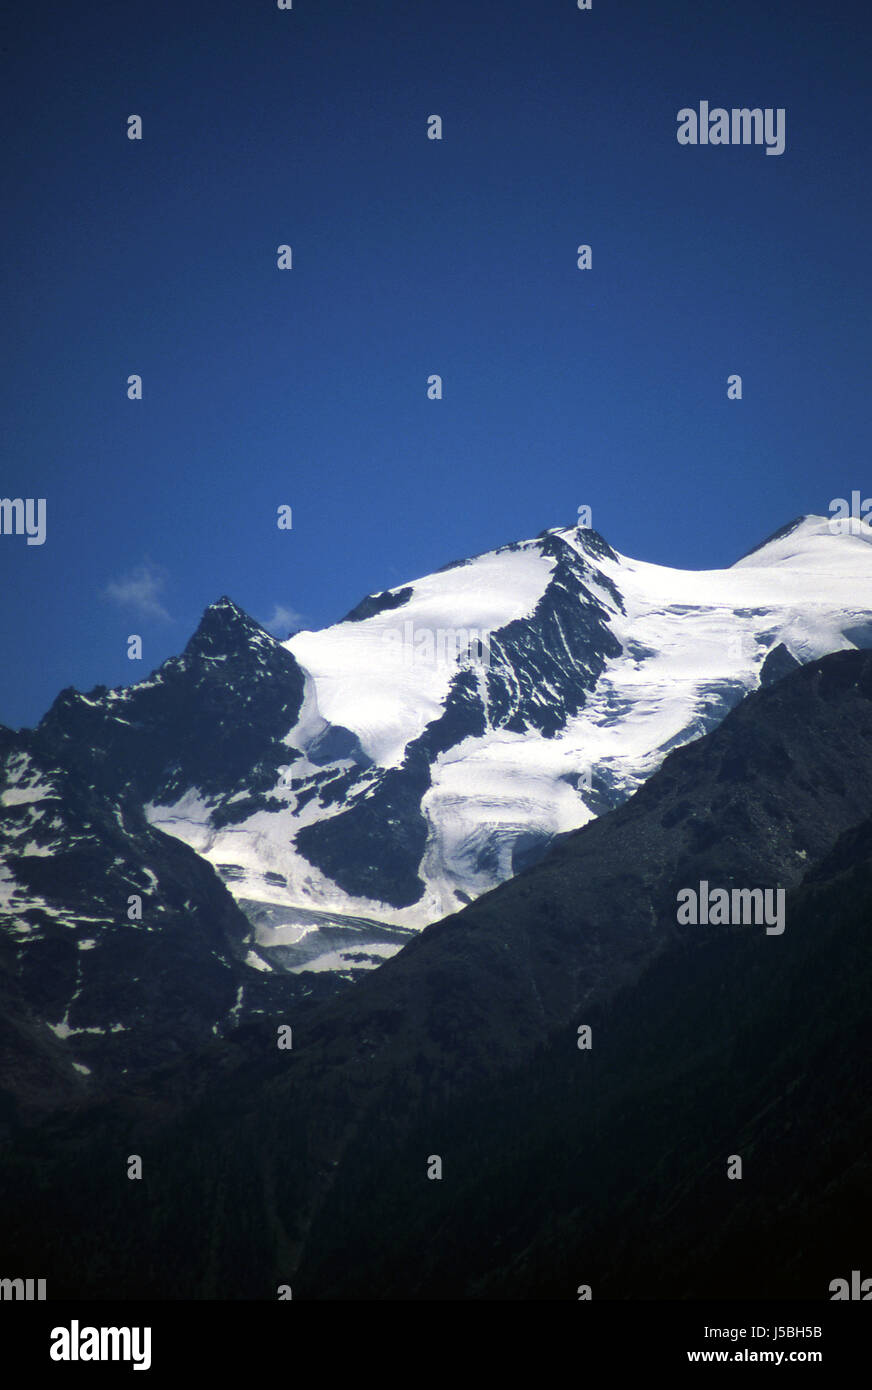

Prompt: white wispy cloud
xmin=262 ymin=603 xmax=303 ymax=637
xmin=103 ymin=562 xmax=172 ymax=622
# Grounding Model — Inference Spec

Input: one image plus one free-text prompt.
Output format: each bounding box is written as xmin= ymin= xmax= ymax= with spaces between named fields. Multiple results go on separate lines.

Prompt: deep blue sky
xmin=2 ymin=0 xmax=870 ymax=728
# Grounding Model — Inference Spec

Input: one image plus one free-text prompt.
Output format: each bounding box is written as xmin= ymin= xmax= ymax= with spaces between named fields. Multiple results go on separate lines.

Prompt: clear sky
xmin=2 ymin=0 xmax=870 ymax=729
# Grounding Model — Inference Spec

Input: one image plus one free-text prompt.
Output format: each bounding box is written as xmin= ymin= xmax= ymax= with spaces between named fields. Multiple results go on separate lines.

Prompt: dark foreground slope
xmin=300 ymin=813 xmax=872 ymax=1298
xmin=1 ymin=650 xmax=871 ymax=1298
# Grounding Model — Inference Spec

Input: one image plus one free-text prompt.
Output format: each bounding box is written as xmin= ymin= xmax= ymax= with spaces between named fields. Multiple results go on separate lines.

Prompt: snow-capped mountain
xmin=142 ymin=514 xmax=872 ymax=949
xmin=3 ymin=514 xmax=871 ymax=1001
xmin=2 ymin=511 xmax=870 ymax=1095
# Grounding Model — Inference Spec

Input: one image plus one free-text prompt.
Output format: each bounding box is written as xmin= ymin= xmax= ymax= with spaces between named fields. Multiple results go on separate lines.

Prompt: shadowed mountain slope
xmin=1 ymin=649 xmax=871 ymax=1297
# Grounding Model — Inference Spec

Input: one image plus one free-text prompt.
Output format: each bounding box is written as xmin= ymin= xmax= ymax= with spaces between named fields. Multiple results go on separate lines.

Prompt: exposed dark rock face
xmin=0 ymin=600 xmax=341 ymax=1113
xmin=35 ymin=597 xmax=308 ymax=804
xmin=341 ymin=587 xmax=414 ymax=623
xmin=759 ymin=641 xmax=802 ymax=687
